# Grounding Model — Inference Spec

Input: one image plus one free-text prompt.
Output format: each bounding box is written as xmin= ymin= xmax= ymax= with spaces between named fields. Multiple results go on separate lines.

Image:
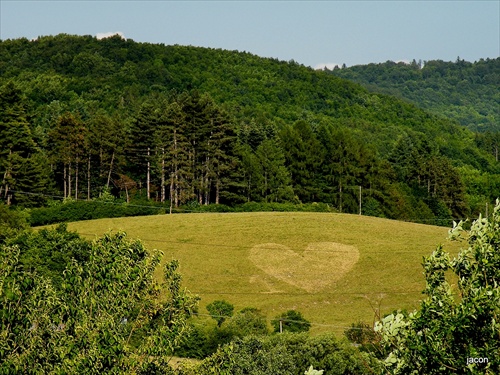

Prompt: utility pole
xmin=279 ymin=319 xmax=283 ymax=333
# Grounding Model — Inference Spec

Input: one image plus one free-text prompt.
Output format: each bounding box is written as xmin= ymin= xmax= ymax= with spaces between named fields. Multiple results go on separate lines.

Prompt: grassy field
xmin=63 ymin=212 xmax=462 ymax=336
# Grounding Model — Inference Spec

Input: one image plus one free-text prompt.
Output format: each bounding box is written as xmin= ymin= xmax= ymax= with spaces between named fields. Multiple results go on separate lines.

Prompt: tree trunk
xmin=216 ymin=178 xmax=220 ymax=204
xmin=161 ymin=148 xmax=165 ymax=203
xmin=147 ymin=147 xmax=150 ymax=200
xmin=173 ymin=131 xmax=179 ymax=207
xmin=1 ymin=169 xmax=7 ymax=198
xmin=106 ymin=151 xmax=115 ymax=189
xmin=68 ymin=163 xmax=72 ymax=199
xmin=63 ymin=164 xmax=67 ymax=199
xmin=204 ymin=177 xmax=210 ymax=205
xmin=199 ymin=175 xmax=203 ymax=204
xmin=170 ymin=173 xmax=174 ymax=214
xmin=247 ymin=175 xmax=251 ymax=202
xmin=87 ymin=154 xmax=91 ymax=200
xmin=75 ymin=160 xmax=79 ymax=200
xmin=339 ymin=181 xmax=343 ymax=213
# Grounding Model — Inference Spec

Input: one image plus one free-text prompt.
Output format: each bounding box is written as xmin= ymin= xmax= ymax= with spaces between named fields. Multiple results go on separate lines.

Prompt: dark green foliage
xmin=0 ymin=230 xmax=198 ymax=372
xmin=233 ymin=202 xmax=335 ymax=213
xmin=343 ymin=321 xmax=384 ymax=358
xmin=174 ymin=324 xmax=216 ymax=359
xmin=29 ymin=199 xmax=165 ymax=226
xmin=272 ymin=310 xmax=311 ymax=333
xmin=0 ymin=81 xmax=53 ymax=206
xmin=0 ymin=203 xmax=28 ymax=243
xmin=375 ymin=202 xmax=500 ymax=374
xmin=344 ymin=321 xmax=377 ymax=346
xmin=206 ymin=300 xmax=234 ymax=327
xmin=180 ymin=333 xmax=383 ymax=375
xmin=280 ymin=121 xmax=323 ymax=203
xmin=7 ymin=223 xmax=90 ymax=287
xmin=330 ymin=58 xmax=500 ymax=132
xmin=27 ymin=201 xmax=336 ymax=226
xmin=1 ymin=34 xmax=497 ymax=223
xmin=176 ymin=306 xmax=269 ymax=360
xmin=222 ymin=307 xmax=269 ymax=338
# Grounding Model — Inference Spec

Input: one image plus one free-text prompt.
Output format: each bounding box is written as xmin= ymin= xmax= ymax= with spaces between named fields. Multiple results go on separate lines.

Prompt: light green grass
xmin=63 ymin=212 xmax=461 ymax=336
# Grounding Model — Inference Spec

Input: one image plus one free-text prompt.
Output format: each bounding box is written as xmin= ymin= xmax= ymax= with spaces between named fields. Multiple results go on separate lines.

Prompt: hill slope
xmin=64 ymin=212 xmax=462 ymax=335
xmin=1 ymin=34 xmax=498 ymax=220
xmin=328 ymin=58 xmax=500 ymax=133
xmin=0 ymin=34 xmax=492 ymax=156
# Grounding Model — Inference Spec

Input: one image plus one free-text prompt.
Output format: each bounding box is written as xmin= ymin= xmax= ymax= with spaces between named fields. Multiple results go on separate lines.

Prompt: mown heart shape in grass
xmin=249 ymin=242 xmax=359 ymax=293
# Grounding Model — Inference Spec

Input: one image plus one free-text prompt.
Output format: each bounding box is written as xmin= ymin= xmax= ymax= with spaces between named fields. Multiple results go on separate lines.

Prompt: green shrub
xmin=0 ymin=204 xmax=29 ymax=243
xmin=272 ymin=310 xmax=311 ymax=333
xmin=222 ymin=307 xmax=269 ymax=338
xmin=29 ymin=200 xmax=166 ymax=226
xmin=7 ymin=223 xmax=91 ymax=287
xmin=179 ymin=333 xmax=383 ymax=375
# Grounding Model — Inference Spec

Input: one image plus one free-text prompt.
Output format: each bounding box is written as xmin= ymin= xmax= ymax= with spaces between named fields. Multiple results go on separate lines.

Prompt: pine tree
xmin=255 ymin=139 xmax=293 ymax=202
xmin=280 ymin=120 xmax=323 ymax=203
xmin=48 ymin=112 xmax=87 ymax=199
xmin=88 ymin=111 xmax=127 ymax=197
xmin=129 ymin=100 xmax=163 ymax=200
xmin=0 ymin=82 xmax=47 ymax=205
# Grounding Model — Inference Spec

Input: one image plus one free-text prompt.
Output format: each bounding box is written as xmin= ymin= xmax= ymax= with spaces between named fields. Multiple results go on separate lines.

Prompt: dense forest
xmin=327 ymin=58 xmax=500 ymax=133
xmin=0 ymin=34 xmax=498 ymax=223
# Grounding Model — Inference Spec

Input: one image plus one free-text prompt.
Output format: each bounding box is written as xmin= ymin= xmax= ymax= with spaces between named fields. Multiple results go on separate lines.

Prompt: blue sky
xmin=1 ymin=1 xmax=498 ymax=68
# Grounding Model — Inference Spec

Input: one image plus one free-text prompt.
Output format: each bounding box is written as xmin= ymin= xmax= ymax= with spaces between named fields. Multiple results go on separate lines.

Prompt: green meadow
xmin=64 ymin=212 xmax=462 ymax=335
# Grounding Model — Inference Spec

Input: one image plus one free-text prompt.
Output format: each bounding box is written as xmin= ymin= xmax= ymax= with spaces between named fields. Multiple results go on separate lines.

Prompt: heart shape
xmin=249 ymin=242 xmax=359 ymax=292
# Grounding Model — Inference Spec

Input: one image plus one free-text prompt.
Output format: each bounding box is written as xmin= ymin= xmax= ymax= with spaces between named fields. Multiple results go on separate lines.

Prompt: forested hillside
xmin=0 ymin=34 xmax=498 ymax=222
xmin=327 ymin=58 xmax=499 ymax=134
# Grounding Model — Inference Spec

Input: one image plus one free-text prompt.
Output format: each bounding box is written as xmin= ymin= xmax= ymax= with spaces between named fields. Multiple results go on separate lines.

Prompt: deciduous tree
xmin=375 ymin=201 xmax=500 ymax=374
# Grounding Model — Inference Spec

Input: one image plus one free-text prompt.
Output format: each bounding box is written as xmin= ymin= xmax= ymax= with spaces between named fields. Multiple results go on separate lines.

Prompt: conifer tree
xmin=48 ymin=112 xmax=87 ymax=199
xmin=255 ymin=139 xmax=293 ymax=202
xmin=129 ymin=100 xmax=162 ymax=200
xmin=0 ymin=82 xmax=50 ymax=206
xmin=280 ymin=120 xmax=323 ymax=203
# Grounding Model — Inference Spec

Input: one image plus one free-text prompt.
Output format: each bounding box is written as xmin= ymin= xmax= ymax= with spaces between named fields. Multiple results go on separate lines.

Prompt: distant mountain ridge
xmin=326 ymin=58 xmax=500 ymax=132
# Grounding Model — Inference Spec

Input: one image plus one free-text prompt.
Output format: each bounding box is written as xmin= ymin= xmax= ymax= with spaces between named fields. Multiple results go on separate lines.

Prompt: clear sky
xmin=1 ymin=0 xmax=498 ymax=68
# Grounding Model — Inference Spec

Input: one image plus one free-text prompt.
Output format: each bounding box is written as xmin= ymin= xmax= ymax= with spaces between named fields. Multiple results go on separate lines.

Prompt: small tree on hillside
xmin=222 ymin=307 xmax=269 ymax=338
xmin=272 ymin=310 xmax=311 ymax=333
xmin=375 ymin=200 xmax=500 ymax=374
xmin=206 ymin=300 xmax=234 ymax=327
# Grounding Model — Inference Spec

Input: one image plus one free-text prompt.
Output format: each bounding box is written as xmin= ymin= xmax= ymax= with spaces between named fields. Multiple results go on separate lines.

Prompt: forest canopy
xmin=0 ymin=34 xmax=498 ymax=223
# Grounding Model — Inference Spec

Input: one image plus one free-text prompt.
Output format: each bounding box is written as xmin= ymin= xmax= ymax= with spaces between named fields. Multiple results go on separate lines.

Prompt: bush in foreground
xmin=177 ymin=333 xmax=383 ymax=375
xmin=375 ymin=200 xmax=500 ymax=374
